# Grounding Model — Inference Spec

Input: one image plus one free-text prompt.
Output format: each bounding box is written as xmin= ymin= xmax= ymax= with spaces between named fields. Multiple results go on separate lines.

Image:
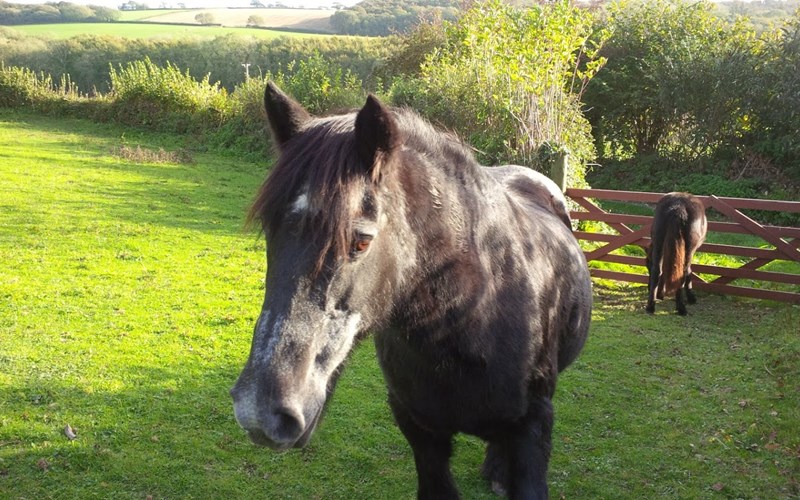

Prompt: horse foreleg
xmin=388 ymin=394 xmax=458 ymax=500
xmin=505 ymin=397 xmax=553 ymax=500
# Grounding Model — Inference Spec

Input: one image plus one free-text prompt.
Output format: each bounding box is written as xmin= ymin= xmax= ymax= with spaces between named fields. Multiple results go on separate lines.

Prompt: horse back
xmin=484 ymin=165 xmax=572 ymax=229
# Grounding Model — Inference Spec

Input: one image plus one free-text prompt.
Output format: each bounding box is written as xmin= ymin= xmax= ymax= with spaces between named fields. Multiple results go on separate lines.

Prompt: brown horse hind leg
xmin=645 ymin=266 xmax=660 ymax=314
xmin=675 ymin=287 xmax=689 ymax=316
xmin=685 ymin=265 xmax=698 ymax=305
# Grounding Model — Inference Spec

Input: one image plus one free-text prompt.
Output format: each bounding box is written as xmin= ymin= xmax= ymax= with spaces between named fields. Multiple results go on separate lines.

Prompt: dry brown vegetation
xmin=113 ymin=144 xmax=193 ymax=164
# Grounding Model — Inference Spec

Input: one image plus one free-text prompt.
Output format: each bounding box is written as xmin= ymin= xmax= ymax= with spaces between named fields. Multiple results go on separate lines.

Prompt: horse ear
xmin=264 ymin=82 xmax=311 ymax=148
xmin=355 ymin=94 xmax=399 ymax=175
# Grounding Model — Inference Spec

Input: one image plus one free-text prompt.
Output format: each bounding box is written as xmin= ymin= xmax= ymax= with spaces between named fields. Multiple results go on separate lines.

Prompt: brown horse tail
xmin=661 ymin=221 xmax=686 ymax=295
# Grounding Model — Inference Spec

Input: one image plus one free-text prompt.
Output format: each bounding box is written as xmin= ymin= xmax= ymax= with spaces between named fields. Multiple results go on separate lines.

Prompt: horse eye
xmin=352 ymin=236 xmax=372 ymax=255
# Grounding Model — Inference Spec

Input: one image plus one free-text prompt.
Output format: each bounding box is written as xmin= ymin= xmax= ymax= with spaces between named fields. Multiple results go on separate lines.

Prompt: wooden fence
xmin=565 ymin=188 xmax=800 ymax=304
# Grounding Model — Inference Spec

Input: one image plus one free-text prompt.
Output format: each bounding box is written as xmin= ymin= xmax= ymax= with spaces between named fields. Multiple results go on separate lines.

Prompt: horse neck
xmin=388 ymin=159 xmax=509 ymax=320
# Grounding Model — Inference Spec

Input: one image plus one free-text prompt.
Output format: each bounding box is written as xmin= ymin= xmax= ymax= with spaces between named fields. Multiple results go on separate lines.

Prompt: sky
xmin=9 ymin=0 xmax=359 ymax=9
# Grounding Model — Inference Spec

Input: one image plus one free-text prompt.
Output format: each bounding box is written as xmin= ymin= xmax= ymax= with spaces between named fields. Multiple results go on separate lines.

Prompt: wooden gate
xmin=566 ymin=188 xmax=800 ymax=304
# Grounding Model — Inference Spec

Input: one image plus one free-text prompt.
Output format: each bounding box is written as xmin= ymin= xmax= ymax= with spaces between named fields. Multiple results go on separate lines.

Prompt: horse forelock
xmin=248 ymin=107 xmax=482 ymax=274
xmin=249 ymin=113 xmax=382 ymax=272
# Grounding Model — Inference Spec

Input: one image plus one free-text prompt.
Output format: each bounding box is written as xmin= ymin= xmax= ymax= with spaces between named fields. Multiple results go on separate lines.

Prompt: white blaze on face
xmin=233 ymin=309 xmax=277 ymax=430
xmin=254 ymin=309 xmax=282 ymax=366
xmin=233 ymin=306 xmax=363 ymax=433
xmin=314 ymin=312 xmax=362 ymax=385
xmin=291 ymin=192 xmax=309 ymax=214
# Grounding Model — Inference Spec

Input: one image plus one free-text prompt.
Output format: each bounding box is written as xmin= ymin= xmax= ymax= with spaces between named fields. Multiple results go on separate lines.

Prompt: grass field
xmin=11 ymin=8 xmax=337 ymax=40
xmin=119 ymin=8 xmax=335 ymax=32
xmin=9 ymin=22 xmax=328 ymax=40
xmin=0 ymin=110 xmax=798 ymax=498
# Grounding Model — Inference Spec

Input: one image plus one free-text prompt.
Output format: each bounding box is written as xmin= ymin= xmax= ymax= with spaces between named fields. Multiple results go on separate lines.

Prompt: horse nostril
xmin=271 ymin=406 xmax=305 ymax=443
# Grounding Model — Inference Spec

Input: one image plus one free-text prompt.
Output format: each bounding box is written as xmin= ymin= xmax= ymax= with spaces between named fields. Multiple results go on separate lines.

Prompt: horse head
xmin=230 ymin=84 xmax=408 ymax=449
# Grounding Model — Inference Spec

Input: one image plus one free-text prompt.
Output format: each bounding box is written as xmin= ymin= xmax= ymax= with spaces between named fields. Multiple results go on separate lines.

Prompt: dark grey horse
xmin=646 ymin=192 xmax=707 ymax=315
xmin=230 ymin=83 xmax=593 ymax=499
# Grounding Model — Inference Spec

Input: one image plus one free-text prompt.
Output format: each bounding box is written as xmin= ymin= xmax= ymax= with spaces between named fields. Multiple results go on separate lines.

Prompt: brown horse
xmin=646 ymin=192 xmax=707 ymax=315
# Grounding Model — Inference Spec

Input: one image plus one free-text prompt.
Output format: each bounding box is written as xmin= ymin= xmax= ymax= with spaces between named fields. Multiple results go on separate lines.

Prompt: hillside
xmin=125 ymin=8 xmax=335 ymax=32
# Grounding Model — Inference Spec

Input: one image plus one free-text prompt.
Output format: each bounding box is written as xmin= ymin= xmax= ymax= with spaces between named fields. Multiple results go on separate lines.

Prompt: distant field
xmin=9 ymin=22 xmax=328 ymax=40
xmin=119 ymin=7 xmax=334 ymax=31
xmin=117 ymin=9 xmax=184 ymax=21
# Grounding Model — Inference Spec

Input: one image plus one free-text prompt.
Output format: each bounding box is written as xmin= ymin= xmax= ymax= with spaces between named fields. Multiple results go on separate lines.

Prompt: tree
xmin=120 ymin=1 xmax=149 ymax=10
xmin=91 ymin=6 xmax=121 ymax=22
xmin=57 ymin=3 xmax=94 ymax=22
xmin=195 ymin=12 xmax=215 ymax=25
xmin=247 ymin=15 xmax=265 ymax=27
xmin=584 ymin=0 xmax=762 ymax=160
xmin=392 ymin=0 xmax=606 ymax=181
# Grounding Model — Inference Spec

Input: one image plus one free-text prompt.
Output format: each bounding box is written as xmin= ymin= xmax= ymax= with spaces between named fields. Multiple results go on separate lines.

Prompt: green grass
xmin=0 ymin=111 xmax=798 ymax=498
xmin=8 ymin=23 xmax=325 ymax=40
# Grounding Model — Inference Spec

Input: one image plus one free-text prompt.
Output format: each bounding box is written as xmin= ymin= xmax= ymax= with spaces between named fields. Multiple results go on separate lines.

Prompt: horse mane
xmin=247 ymin=106 xmax=480 ymax=271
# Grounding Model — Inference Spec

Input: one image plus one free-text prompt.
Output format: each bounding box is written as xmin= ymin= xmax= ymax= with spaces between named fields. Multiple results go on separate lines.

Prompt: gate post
xmin=550 ymin=151 xmax=568 ymax=193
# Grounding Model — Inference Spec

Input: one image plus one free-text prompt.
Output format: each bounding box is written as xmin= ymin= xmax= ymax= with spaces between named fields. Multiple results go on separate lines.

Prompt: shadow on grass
xmin=1 ymin=110 xmax=270 ymax=238
xmin=0 ymin=347 xmax=421 ymax=498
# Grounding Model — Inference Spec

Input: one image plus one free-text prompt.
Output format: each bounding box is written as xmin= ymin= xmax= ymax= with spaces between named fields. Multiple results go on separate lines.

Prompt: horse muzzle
xmin=230 ymin=384 xmax=323 ymax=450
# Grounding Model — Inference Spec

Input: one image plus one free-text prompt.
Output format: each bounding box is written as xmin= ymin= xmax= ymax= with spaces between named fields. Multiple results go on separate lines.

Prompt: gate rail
xmin=565 ymin=188 xmax=800 ymax=304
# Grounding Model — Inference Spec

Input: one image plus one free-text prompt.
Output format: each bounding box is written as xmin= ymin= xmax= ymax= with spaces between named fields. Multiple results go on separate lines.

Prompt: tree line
xmin=330 ymin=0 xmax=459 ymax=36
xmin=0 ymin=1 xmax=119 ymax=24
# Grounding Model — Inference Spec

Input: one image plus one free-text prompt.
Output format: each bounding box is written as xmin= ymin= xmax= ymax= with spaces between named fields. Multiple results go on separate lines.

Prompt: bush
xmin=269 ymin=52 xmax=366 ymax=115
xmin=211 ymin=75 xmax=270 ymax=157
xmin=0 ymin=30 xmax=392 ymax=95
xmin=107 ymin=57 xmax=230 ymax=133
xmin=584 ymin=0 xmax=764 ymax=162
xmin=390 ymin=0 xmax=605 ymax=186
xmin=0 ymin=63 xmax=83 ymax=114
xmin=749 ymin=10 xmax=800 ymax=179
xmin=213 ymin=53 xmax=367 ymax=156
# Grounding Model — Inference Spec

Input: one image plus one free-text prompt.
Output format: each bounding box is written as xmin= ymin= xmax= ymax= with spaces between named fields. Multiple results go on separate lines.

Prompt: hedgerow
xmin=108 ymin=57 xmax=230 ymax=133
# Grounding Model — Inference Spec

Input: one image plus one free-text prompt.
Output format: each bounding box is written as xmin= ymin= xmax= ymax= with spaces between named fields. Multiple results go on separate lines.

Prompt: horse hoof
xmin=646 ymin=305 xmax=655 ymax=314
xmin=491 ymin=480 xmax=508 ymax=496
